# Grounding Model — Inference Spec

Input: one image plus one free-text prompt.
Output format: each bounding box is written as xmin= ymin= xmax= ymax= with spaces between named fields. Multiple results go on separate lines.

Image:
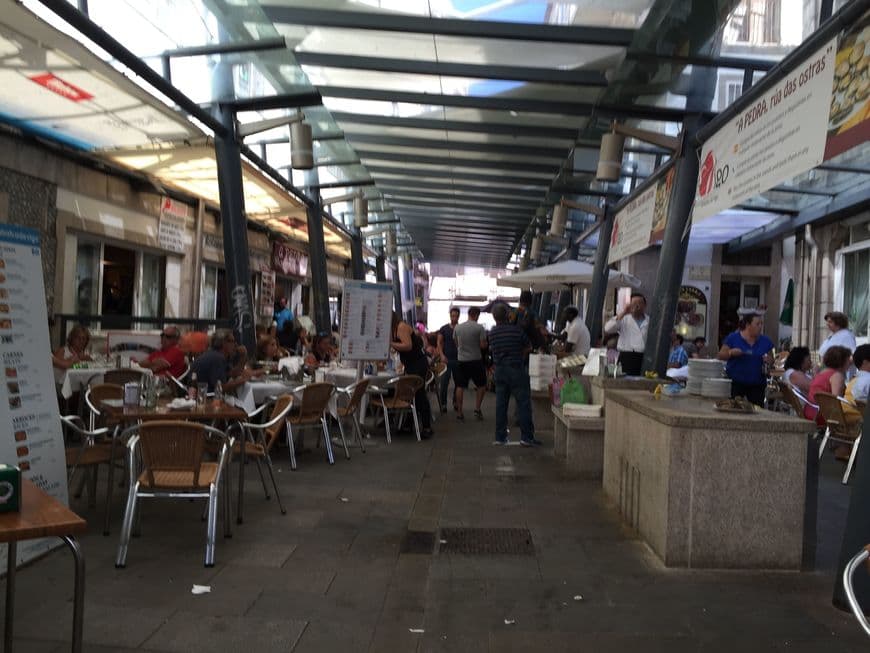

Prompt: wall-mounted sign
xmin=260 ymin=270 xmax=275 ymax=319
xmin=157 ymin=197 xmax=188 ymax=253
xmin=824 ymin=11 xmax=870 ymax=160
xmin=272 ymin=241 xmax=308 ymax=278
xmin=675 ymin=286 xmax=708 ymax=341
xmin=609 ymin=184 xmax=656 ymax=264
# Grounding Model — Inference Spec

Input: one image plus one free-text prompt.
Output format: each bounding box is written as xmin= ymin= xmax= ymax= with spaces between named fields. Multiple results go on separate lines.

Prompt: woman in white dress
xmin=818 ymin=311 xmax=856 ymax=357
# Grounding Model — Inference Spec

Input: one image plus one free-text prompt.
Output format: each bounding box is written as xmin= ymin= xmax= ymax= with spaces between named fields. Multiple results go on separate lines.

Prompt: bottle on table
xmin=188 ymin=372 xmax=198 ymax=400
xmin=214 ymin=380 xmax=223 ymax=405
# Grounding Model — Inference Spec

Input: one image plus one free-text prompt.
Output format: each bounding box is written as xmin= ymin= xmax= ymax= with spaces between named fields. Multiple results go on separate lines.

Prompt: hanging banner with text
xmin=694 ymin=39 xmax=837 ymax=222
xmin=824 ymin=12 xmax=870 ymax=160
xmin=157 ymin=197 xmax=189 ymax=253
xmin=0 ymin=225 xmax=69 ymax=566
xmin=608 ymin=165 xmax=676 ymax=264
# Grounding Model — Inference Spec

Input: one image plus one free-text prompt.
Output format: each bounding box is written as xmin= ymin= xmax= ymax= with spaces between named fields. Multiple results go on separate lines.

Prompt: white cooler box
xmin=562 ymin=403 xmax=602 ymax=418
xmin=529 ymin=376 xmax=550 ymax=392
xmin=529 ymin=354 xmax=557 ymax=377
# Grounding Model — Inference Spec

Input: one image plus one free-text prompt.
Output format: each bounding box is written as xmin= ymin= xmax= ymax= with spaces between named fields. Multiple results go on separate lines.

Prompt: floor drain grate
xmin=400 ymin=530 xmax=436 ymax=554
xmin=439 ymin=528 xmax=535 ymax=555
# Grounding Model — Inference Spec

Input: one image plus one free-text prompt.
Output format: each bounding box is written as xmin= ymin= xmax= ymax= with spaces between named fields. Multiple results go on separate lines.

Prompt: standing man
xmin=436 ymin=307 xmax=460 ymax=414
xmin=274 ymin=297 xmax=294 ymax=334
xmin=488 ymin=303 xmax=539 ymax=446
xmin=560 ymin=305 xmax=591 ymax=356
xmin=453 ymin=307 xmax=488 ymax=421
xmin=510 ymin=290 xmax=547 ymax=353
xmin=604 ymin=293 xmax=649 ymax=376
xmin=137 ymin=325 xmax=187 ymax=378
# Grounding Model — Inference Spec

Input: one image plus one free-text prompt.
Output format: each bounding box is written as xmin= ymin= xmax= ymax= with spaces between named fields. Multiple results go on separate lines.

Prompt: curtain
xmin=844 ymin=249 xmax=869 ymax=337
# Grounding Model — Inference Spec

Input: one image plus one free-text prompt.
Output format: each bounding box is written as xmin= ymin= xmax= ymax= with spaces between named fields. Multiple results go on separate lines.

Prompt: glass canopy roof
xmin=11 ymin=0 xmax=868 ymax=269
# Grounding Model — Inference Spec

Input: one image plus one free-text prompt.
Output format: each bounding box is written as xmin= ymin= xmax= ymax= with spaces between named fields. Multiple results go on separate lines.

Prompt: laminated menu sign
xmin=0 ymin=225 xmax=69 ymax=564
xmin=339 ymin=280 xmax=394 ymax=361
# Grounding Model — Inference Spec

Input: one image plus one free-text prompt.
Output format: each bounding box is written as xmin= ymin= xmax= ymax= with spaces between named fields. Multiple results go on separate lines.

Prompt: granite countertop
xmin=590 ymin=376 xmax=662 ymax=389
xmin=551 ymin=404 xmax=606 ymax=428
xmin=605 ymin=390 xmax=813 ymax=432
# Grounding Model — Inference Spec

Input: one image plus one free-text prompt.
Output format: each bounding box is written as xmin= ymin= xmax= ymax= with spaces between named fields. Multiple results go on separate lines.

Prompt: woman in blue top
xmin=717 ymin=313 xmax=774 ymax=406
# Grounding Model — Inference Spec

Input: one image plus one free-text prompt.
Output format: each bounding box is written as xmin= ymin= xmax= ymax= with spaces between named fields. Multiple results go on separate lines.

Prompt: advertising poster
xmin=608 ymin=183 xmax=656 ymax=264
xmin=272 ymin=241 xmax=309 ymax=278
xmin=675 ymin=286 xmax=708 ymax=341
xmin=157 ymin=196 xmax=189 ymax=253
xmin=649 ymin=167 xmax=676 ymax=244
xmin=0 ymin=225 xmax=69 ymax=565
xmin=339 ymin=280 xmax=394 ymax=361
xmin=694 ymin=39 xmax=837 ymax=222
xmin=824 ymin=11 xmax=870 ymax=160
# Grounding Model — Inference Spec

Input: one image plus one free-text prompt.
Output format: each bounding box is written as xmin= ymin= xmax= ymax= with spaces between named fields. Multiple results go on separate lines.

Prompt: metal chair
xmin=115 ymin=420 xmax=232 ymax=568
xmin=85 ymin=383 xmax=124 ymax=430
xmin=286 ymin=382 xmax=336 ymax=466
xmin=779 ymin=381 xmax=817 ymax=418
xmin=103 ymin=368 xmax=144 ymax=386
xmin=60 ymin=415 xmax=114 ymax=509
xmin=816 ymin=392 xmax=863 ymax=484
xmin=334 ymin=378 xmax=370 ymax=456
xmin=226 ymin=394 xmax=293 ymax=524
xmin=843 ymin=544 xmax=870 ymax=638
xmin=373 ymin=375 xmax=424 ymax=443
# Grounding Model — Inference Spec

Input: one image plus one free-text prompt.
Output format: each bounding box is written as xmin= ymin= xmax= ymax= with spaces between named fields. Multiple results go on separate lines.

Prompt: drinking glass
xmin=197 ymin=382 xmax=208 ymax=407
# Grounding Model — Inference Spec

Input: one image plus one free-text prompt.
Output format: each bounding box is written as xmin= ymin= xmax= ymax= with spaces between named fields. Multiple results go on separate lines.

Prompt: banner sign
xmin=694 ymin=39 xmax=837 ymax=222
xmin=609 ymin=184 xmax=656 ymax=263
xmin=824 ymin=12 xmax=870 ymax=160
xmin=339 ymin=280 xmax=393 ymax=361
xmin=272 ymin=241 xmax=309 ymax=278
xmin=157 ymin=197 xmax=189 ymax=253
xmin=0 ymin=225 xmax=69 ymax=566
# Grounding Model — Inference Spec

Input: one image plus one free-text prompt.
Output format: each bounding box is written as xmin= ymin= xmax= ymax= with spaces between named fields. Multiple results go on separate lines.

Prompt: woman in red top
xmin=805 ymin=345 xmax=852 ymax=423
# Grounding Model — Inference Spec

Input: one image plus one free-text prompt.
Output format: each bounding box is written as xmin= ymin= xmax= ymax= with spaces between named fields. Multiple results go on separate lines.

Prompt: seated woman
xmin=257 ymin=335 xmax=280 ymax=362
xmin=53 ymin=325 xmax=93 ymax=384
xmin=782 ymin=346 xmax=813 ymax=395
xmin=805 ymin=345 xmax=852 ymax=423
xmin=304 ymin=333 xmax=335 ymax=371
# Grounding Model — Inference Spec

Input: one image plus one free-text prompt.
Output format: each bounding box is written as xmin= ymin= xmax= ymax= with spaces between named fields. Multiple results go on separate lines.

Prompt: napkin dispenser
xmin=0 ymin=464 xmax=21 ymax=513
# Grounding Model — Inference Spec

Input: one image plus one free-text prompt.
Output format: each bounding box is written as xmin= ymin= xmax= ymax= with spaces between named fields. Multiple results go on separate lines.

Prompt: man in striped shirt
xmin=487 ymin=303 xmax=540 ymax=446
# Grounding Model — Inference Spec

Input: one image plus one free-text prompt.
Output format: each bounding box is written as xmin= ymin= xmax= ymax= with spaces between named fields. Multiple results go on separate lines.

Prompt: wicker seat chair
xmin=816 ymin=392 xmax=864 ymax=484
xmin=84 ymin=383 xmax=124 ymax=430
xmin=373 ymin=375 xmax=424 ymax=443
xmin=286 ymin=382 xmax=336 ymax=467
xmin=115 ymin=420 xmax=232 ymax=568
xmin=60 ymin=414 xmax=114 ymax=510
xmin=334 ymin=378 xmax=371 ymax=456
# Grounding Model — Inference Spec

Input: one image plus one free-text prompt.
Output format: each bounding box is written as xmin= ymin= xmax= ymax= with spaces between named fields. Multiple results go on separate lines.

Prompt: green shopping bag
xmin=560 ymin=378 xmax=588 ymax=406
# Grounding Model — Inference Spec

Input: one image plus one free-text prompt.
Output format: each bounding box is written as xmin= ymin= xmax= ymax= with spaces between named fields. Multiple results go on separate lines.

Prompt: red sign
xmin=272 ymin=241 xmax=308 ymax=277
xmin=29 ymin=73 xmax=93 ymax=102
xmin=698 ymin=151 xmax=715 ymax=197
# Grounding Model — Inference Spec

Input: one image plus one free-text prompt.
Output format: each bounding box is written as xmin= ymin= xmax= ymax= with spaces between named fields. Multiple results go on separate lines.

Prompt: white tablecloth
xmin=59 ymin=366 xmax=152 ymax=399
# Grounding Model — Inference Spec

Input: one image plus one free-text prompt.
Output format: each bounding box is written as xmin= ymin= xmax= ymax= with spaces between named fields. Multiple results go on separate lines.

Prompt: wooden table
xmin=99 ymin=400 xmax=247 ymax=536
xmin=0 ymin=479 xmax=87 ymax=652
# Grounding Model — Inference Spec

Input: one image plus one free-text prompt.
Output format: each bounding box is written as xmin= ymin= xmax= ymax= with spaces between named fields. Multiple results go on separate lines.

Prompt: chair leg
xmin=263 ymin=452 xmax=286 ymax=515
xmin=353 ymin=417 xmax=367 ymax=454
xmin=382 ymin=403 xmax=392 ymax=444
xmin=253 ymin=455 xmax=269 ymax=499
xmin=336 ymin=417 xmax=351 ymax=460
xmin=115 ymin=482 xmax=139 ymax=568
xmin=286 ymin=423 xmax=297 ymax=470
xmin=410 ymin=401 xmax=421 ymax=441
xmin=223 ymin=465 xmax=233 ymax=538
xmin=843 ymin=434 xmax=862 ymax=484
xmin=205 ymin=484 xmax=218 ymax=567
xmin=818 ymin=427 xmax=831 ymax=460
xmin=321 ymin=416 xmax=335 ymax=464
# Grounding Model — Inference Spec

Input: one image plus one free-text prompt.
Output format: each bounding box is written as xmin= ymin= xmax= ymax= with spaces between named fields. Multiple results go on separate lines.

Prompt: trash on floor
xmin=574 ymin=595 xmax=584 ymax=601
xmin=504 ymin=619 xmax=516 ymax=625
xmin=408 ymin=628 xmax=425 ymax=633
xmin=339 ymin=497 xmax=350 ymax=502
xmin=191 ymin=584 xmax=211 ymax=595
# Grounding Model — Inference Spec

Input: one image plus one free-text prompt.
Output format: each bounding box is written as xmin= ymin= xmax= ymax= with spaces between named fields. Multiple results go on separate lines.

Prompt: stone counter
xmin=590 ymin=376 xmax=661 ymax=407
xmin=603 ymin=390 xmax=815 ymax=569
xmin=552 ymin=405 xmax=605 ymax=478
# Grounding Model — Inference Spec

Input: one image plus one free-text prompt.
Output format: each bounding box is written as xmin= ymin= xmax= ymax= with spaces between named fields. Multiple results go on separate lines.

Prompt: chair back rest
xmin=298 ymin=382 xmax=335 ymax=419
xmin=264 ymin=394 xmax=294 ymax=446
xmin=86 ymin=383 xmax=124 ymax=419
xmin=815 ymin=392 xmax=854 ymax=436
xmin=392 ymin=375 xmax=424 ymax=403
xmin=138 ymin=420 xmax=206 ymax=486
xmin=432 ymin=361 xmax=447 ymax=377
xmin=779 ymin=382 xmax=806 ymax=417
xmin=345 ymin=378 xmax=371 ymax=412
xmin=103 ymin=369 xmax=144 ymax=386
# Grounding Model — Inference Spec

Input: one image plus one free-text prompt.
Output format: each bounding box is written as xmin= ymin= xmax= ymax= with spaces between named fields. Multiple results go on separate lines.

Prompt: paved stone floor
xmin=3 ymin=395 xmax=868 ymax=652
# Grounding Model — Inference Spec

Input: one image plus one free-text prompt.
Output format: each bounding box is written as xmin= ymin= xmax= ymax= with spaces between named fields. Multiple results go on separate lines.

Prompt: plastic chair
xmin=843 ymin=544 xmax=870 ymax=638
xmin=334 ymin=378 xmax=371 ymax=456
xmin=373 ymin=375 xmax=424 ymax=443
xmin=816 ymin=392 xmax=863 ymax=484
xmin=226 ymin=394 xmax=293 ymax=524
xmin=115 ymin=420 xmax=232 ymax=568
xmin=286 ymin=382 xmax=336 ymax=466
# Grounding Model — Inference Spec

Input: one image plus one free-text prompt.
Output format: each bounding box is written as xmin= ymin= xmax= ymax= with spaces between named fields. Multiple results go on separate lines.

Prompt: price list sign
xmin=339 ymin=280 xmax=394 ymax=361
xmin=0 ymin=225 xmax=69 ymax=564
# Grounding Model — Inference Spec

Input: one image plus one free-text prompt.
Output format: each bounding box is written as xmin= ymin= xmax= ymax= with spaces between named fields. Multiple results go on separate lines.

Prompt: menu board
xmin=339 ymin=280 xmax=393 ymax=361
xmin=0 ymin=225 xmax=69 ymax=564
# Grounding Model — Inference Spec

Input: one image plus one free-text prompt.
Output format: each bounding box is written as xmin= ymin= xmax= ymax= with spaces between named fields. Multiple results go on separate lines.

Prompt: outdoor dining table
xmin=97 ymin=398 xmax=247 ymax=536
xmin=59 ymin=365 xmax=153 ymax=399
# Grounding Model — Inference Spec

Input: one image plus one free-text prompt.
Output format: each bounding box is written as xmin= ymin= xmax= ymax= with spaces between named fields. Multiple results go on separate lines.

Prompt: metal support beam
xmin=319 ymin=86 xmax=696 ymax=123
xmin=223 ymin=92 xmax=323 ymax=113
xmin=375 ymin=255 xmax=387 ymax=282
xmin=311 ymin=180 xmax=376 ymax=191
xmin=624 ymin=51 xmax=775 ymax=72
xmin=742 ymin=67 xmax=754 ymax=94
xmin=76 ymin=0 xmax=88 ymax=15
xmin=345 ymin=133 xmax=568 ymax=159
xmin=392 ymin=263 xmax=402 ymax=315
xmin=376 ymin=180 xmax=545 ymax=199
xmin=820 ymin=0 xmax=834 ymax=23
xmin=263 ymin=6 xmax=635 ymax=46
xmin=304 ymin=170 xmax=332 ymax=334
xmin=163 ymin=37 xmax=286 ymax=59
xmin=293 ymin=51 xmax=608 ymax=86
xmin=212 ymin=35 xmax=255 ymax=356
xmin=357 ymin=150 xmax=561 ymax=174
xmin=368 ymin=166 xmax=551 ymax=187
xmin=350 ymin=231 xmax=365 ymax=281
xmin=584 ymin=206 xmax=614 ymax=343
xmin=383 ymin=190 xmax=539 ymax=208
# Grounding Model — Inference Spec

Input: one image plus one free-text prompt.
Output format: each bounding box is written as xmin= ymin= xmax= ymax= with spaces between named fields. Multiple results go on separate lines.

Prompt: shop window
xmin=138 ymin=252 xmax=165 ymax=320
xmin=75 ymin=241 xmax=100 ymax=317
xmin=843 ymin=249 xmax=869 ymax=338
xmin=101 ymin=245 xmax=135 ymax=329
xmin=730 ymin=0 xmax=781 ymax=44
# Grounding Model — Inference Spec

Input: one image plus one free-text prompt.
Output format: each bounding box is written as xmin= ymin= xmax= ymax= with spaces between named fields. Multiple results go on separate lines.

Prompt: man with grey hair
xmin=137 ymin=325 xmax=186 ymax=378
xmin=190 ymin=330 xmax=252 ymax=393
xmin=487 ymin=303 xmax=539 ymax=446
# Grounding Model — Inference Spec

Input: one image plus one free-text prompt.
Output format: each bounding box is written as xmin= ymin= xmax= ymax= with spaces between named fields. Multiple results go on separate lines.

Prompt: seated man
xmin=668 ymin=332 xmax=689 ymax=369
xmin=844 ymin=344 xmax=870 ymax=424
xmin=137 ymin=326 xmax=187 ymax=378
xmin=190 ymin=331 xmax=252 ymax=393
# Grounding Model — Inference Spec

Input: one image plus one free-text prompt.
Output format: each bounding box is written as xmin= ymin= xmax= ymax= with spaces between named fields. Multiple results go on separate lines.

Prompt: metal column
xmin=375 ymin=255 xmax=386 ymax=282
xmin=391 ymin=261 xmax=402 ymax=315
xmin=302 ymin=169 xmax=332 ymax=333
xmin=350 ymin=231 xmax=365 ymax=280
xmin=539 ymin=291 xmax=552 ymax=325
xmin=212 ymin=50 xmax=255 ymax=356
xmin=554 ymin=241 xmax=580 ymax=332
xmin=585 ymin=207 xmax=614 ymax=343
xmin=403 ymin=255 xmax=417 ymax=325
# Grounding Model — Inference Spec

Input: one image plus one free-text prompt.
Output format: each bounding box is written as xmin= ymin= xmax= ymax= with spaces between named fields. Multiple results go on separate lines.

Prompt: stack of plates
xmin=701 ymin=378 xmax=732 ymax=398
xmin=686 ymin=359 xmax=726 ymax=395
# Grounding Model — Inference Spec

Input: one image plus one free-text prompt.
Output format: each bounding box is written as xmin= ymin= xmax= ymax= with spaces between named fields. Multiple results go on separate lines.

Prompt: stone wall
xmin=0 ymin=165 xmax=57 ymax=316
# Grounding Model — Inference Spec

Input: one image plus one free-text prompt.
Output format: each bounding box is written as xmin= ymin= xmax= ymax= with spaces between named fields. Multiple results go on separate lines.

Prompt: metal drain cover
xmin=439 ymin=528 xmax=535 ymax=555
xmin=400 ymin=530 xmax=436 ymax=554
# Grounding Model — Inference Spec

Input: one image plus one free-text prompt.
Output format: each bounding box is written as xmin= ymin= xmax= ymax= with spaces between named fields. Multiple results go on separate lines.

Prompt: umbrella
xmin=497 ymin=260 xmax=642 ymax=292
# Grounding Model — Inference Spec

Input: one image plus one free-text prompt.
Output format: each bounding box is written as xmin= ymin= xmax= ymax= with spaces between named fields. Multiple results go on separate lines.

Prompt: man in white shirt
xmin=560 ymin=305 xmax=591 ymax=357
xmin=603 ymin=293 xmax=649 ymax=376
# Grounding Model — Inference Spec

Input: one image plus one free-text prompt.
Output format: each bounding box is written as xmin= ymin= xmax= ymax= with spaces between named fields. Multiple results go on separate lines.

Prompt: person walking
xmin=453 ymin=306 xmax=488 ymax=421
xmin=604 ymin=293 xmax=649 ymax=376
xmin=391 ymin=312 xmax=433 ymax=438
xmin=488 ymin=303 xmax=539 ymax=446
xmin=436 ymin=307 xmax=460 ymax=414
xmin=718 ymin=311 xmax=774 ymax=406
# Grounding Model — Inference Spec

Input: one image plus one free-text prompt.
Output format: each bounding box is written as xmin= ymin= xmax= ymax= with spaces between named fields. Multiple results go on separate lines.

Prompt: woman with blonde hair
xmin=52 ymin=325 xmax=93 ymax=383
